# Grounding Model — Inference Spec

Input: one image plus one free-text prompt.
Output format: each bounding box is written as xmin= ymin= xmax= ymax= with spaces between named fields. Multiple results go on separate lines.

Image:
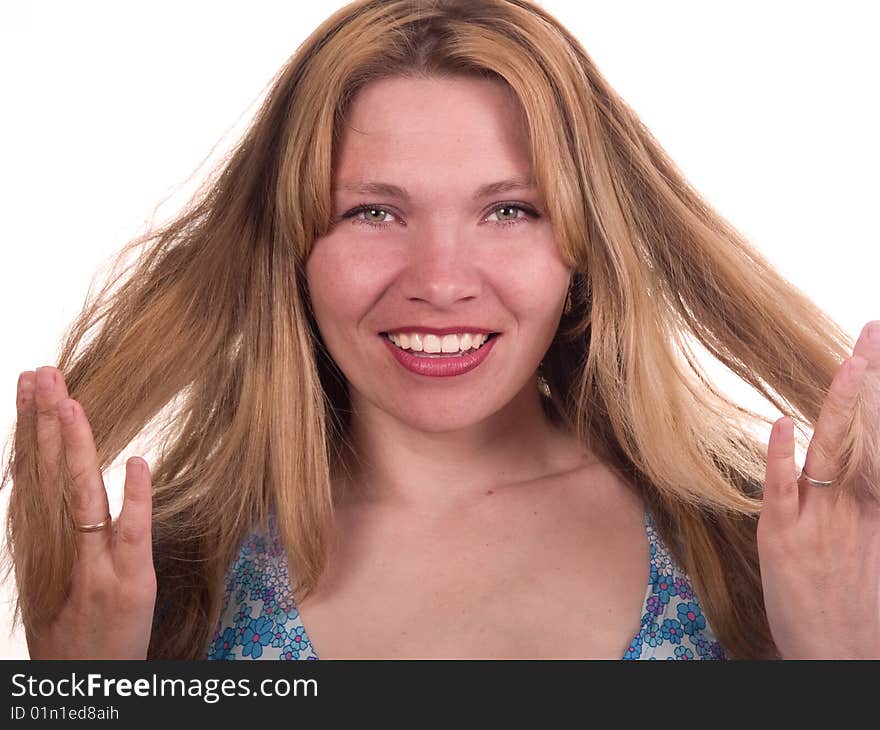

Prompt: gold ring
xmin=75 ymin=513 xmax=112 ymax=532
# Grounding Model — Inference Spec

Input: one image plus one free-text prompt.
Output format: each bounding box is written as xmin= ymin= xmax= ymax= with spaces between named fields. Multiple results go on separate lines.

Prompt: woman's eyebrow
xmin=331 ymin=176 xmax=537 ymax=201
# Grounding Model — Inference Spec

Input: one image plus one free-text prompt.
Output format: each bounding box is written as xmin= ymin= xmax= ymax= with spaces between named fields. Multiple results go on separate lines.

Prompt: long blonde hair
xmin=3 ymin=0 xmax=875 ymax=659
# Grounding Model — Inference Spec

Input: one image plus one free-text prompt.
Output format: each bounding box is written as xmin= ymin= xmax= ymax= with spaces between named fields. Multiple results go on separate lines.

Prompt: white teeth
xmin=386 ymin=331 xmax=491 ymax=354
xmin=441 ymin=334 xmax=460 ymax=353
xmin=423 ymin=334 xmax=442 ymax=353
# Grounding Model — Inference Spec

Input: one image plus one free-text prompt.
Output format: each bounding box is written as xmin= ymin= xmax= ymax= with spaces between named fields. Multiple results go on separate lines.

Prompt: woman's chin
xmin=383 ymin=406 xmax=495 ymax=435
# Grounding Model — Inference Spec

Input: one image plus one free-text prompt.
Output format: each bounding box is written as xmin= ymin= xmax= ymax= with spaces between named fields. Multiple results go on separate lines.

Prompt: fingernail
xmin=774 ymin=416 xmax=790 ymax=439
xmin=17 ymin=373 xmax=34 ymax=400
xmin=870 ymin=322 xmax=880 ymax=343
xmin=36 ymin=367 xmax=55 ymax=393
xmin=58 ymin=400 xmax=76 ymax=424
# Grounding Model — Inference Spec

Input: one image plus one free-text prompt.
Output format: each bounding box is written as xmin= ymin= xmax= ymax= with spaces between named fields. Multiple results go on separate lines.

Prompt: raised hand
xmin=758 ymin=321 xmax=880 ymax=659
xmin=14 ymin=366 xmax=156 ymax=659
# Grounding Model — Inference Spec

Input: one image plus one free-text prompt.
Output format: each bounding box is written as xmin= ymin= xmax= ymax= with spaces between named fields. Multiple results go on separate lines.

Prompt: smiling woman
xmin=3 ymin=0 xmax=879 ymax=661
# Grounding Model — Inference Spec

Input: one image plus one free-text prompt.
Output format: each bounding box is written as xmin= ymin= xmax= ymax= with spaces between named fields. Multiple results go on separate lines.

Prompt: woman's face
xmin=306 ymin=75 xmax=571 ymax=434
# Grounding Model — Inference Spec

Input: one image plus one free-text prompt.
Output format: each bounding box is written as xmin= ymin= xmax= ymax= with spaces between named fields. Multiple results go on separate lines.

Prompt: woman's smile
xmin=381 ymin=331 xmax=501 ymax=376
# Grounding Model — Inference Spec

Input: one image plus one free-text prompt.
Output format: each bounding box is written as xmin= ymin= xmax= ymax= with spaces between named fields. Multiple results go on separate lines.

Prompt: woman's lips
xmin=380 ymin=333 xmax=500 ymax=377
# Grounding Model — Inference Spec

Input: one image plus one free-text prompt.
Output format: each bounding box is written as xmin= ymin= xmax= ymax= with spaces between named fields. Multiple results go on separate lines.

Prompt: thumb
xmin=113 ymin=457 xmax=155 ymax=580
xmin=762 ymin=416 xmax=800 ymax=529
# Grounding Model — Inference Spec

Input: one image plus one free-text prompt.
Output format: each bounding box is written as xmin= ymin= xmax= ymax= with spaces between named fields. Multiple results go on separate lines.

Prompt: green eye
xmin=342 ymin=202 xmax=541 ymax=229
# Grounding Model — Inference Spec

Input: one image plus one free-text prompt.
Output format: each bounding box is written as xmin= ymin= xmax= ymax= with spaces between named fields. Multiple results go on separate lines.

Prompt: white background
xmin=1 ymin=1 xmax=877 ymax=658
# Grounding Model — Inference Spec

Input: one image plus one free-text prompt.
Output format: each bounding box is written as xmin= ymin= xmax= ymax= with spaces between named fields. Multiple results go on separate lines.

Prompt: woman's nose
xmin=398 ymin=227 xmax=483 ymax=308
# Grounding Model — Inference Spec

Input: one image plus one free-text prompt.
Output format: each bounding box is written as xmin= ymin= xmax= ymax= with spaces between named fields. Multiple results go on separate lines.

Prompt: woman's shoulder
xmin=204 ymin=514 xmax=318 ymax=660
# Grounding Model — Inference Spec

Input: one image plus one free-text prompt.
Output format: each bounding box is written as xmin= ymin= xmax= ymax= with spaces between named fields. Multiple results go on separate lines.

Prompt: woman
xmin=4 ymin=0 xmax=879 ymax=660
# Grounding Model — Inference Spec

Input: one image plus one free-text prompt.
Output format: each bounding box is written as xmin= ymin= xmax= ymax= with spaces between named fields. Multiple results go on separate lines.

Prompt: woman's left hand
xmin=758 ymin=320 xmax=880 ymax=659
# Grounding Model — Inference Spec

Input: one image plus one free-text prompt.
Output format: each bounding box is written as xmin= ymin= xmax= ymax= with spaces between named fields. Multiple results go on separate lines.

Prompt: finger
xmin=57 ymin=396 xmax=114 ymax=562
xmin=113 ymin=457 xmax=154 ymax=581
xmin=851 ymin=319 xmax=880 ymax=367
xmin=851 ymin=320 xmax=880 ymax=422
xmin=14 ymin=371 xmax=37 ymax=488
xmin=763 ymin=416 xmax=799 ymax=529
xmin=800 ymin=354 xmax=868 ymax=513
xmin=33 ymin=366 xmax=71 ymax=497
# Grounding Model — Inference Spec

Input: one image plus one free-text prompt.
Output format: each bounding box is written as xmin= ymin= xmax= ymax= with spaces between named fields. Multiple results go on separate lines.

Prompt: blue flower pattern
xmin=204 ymin=520 xmax=319 ymax=661
xmin=241 ymin=615 xmax=274 ymax=659
xmin=206 ymin=510 xmax=726 ymax=660
xmin=623 ymin=514 xmax=727 ymax=660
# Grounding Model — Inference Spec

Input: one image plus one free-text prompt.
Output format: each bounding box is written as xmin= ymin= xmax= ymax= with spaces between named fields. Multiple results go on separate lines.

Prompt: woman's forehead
xmin=336 ymin=75 xmax=530 ymax=151
xmin=332 ymin=89 xmax=533 ymax=197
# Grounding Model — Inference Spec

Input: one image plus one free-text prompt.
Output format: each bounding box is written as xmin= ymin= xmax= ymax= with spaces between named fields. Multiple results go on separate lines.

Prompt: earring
xmin=563 ymin=282 xmax=573 ymax=315
xmin=537 ymin=360 xmax=551 ymax=398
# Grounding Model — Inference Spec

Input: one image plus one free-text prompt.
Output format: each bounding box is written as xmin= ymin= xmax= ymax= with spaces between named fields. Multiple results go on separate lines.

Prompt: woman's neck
xmin=331 ymin=383 xmax=594 ymax=516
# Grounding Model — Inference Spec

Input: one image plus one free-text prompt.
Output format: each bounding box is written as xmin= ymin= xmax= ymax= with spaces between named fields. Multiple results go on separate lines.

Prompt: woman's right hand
xmin=15 ymin=366 xmax=156 ymax=659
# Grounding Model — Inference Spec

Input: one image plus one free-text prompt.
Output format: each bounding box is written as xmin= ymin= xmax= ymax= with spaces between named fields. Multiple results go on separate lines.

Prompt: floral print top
xmin=205 ymin=510 xmax=727 ymax=660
